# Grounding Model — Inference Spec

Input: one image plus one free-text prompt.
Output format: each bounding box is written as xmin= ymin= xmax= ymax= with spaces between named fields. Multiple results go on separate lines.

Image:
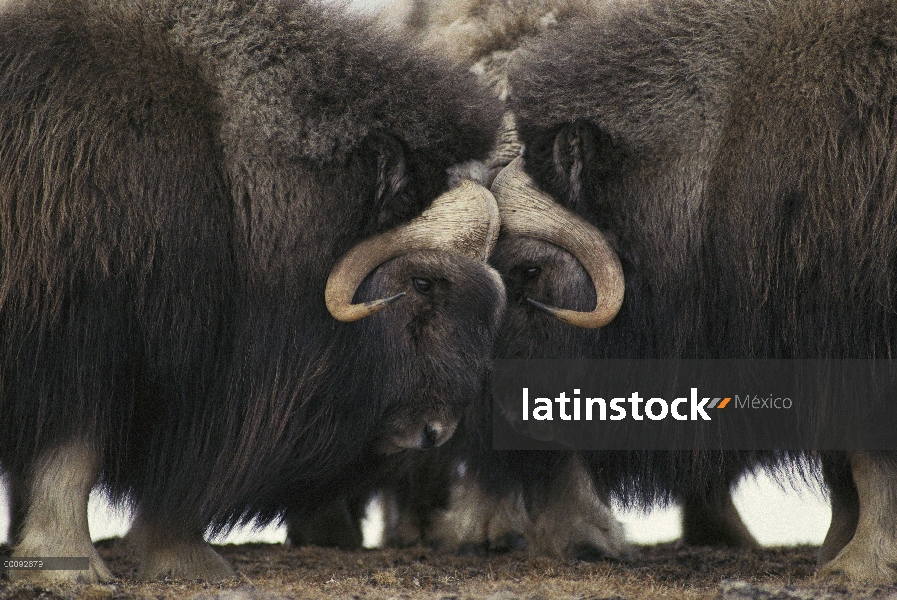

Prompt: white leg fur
xmin=427 ymin=468 xmax=529 ymax=553
xmin=526 ymin=455 xmax=628 ymax=559
xmin=125 ymin=513 xmax=235 ymax=581
xmin=381 ymin=491 xmax=429 ymax=548
xmin=12 ymin=439 xmax=113 ymax=583
xmin=429 ymin=456 xmax=628 ymax=559
xmin=819 ymin=452 xmax=897 ymax=583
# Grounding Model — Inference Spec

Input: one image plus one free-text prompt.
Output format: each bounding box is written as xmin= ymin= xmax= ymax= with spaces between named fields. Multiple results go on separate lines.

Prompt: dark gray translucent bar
xmin=492 ymin=359 xmax=897 ymax=451
xmin=2 ymin=557 xmax=90 ymax=570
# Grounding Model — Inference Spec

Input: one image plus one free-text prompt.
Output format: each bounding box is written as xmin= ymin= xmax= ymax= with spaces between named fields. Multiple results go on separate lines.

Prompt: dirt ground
xmin=3 ymin=540 xmax=897 ymax=600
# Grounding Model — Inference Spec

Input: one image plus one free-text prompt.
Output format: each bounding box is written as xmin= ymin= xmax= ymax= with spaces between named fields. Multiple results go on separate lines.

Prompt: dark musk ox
xmin=287 ymin=0 xmax=753 ymax=559
xmin=0 ymin=0 xmax=510 ymax=583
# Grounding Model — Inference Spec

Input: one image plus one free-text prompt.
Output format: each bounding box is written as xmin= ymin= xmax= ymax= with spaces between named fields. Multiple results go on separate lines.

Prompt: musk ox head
xmin=490 ymin=0 xmax=770 ymax=355
xmin=380 ymin=0 xmax=628 ymax=334
xmin=490 ymin=157 xmax=623 ymax=330
xmin=325 ymin=176 xmax=504 ymax=452
xmin=340 ymin=174 xmax=503 ymax=453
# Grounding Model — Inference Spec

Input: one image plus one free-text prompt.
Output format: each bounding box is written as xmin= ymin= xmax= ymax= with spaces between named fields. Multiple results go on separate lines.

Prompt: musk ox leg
xmin=125 ymin=513 xmax=234 ymax=581
xmin=427 ymin=468 xmax=529 ymax=555
xmin=382 ymin=454 xmax=459 ymax=549
xmin=525 ymin=455 xmax=628 ymax=560
xmin=818 ymin=453 xmax=859 ymax=564
xmin=12 ymin=439 xmax=113 ymax=583
xmin=381 ymin=489 xmax=428 ymax=548
xmin=5 ymin=469 xmax=28 ymax=546
xmin=430 ymin=455 xmax=627 ymax=559
xmin=819 ymin=452 xmax=897 ymax=583
xmin=285 ymin=497 xmax=364 ymax=549
xmin=680 ymin=484 xmax=759 ymax=549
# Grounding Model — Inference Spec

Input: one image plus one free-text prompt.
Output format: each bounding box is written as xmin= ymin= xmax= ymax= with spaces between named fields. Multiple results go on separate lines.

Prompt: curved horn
xmin=326 ymin=180 xmax=500 ymax=322
xmin=491 ymin=156 xmax=624 ymax=328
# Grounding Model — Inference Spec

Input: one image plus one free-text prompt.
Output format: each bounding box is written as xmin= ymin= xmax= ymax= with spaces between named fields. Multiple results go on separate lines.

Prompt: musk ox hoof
xmin=125 ymin=517 xmax=235 ymax=581
xmin=525 ymin=457 xmax=629 ymax=560
xmin=135 ymin=539 xmax=235 ymax=581
xmin=426 ymin=471 xmax=529 ymax=554
xmin=454 ymin=532 xmax=525 ymax=555
xmin=456 ymin=542 xmax=490 ymax=557
xmin=429 ymin=457 xmax=628 ymax=560
xmin=818 ymin=453 xmax=897 ymax=583
xmin=384 ymin=514 xmax=427 ymax=548
xmin=818 ymin=540 xmax=897 ymax=584
xmin=285 ymin=499 xmax=364 ymax=550
xmin=11 ymin=440 xmax=113 ymax=583
xmin=681 ymin=492 xmax=760 ymax=550
xmin=527 ymin=489 xmax=628 ymax=560
xmin=489 ymin=531 xmax=527 ymax=553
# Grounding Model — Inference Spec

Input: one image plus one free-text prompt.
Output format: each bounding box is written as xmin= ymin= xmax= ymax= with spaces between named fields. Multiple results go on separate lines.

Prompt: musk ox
xmin=286 ymin=0 xmax=753 ymax=559
xmin=282 ymin=0 xmax=628 ymax=557
xmin=0 ymin=0 xmax=509 ymax=582
xmin=485 ymin=0 xmax=897 ymax=583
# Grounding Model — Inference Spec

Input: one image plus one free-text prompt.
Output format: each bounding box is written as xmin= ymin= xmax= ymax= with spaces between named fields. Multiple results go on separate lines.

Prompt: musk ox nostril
xmin=384 ymin=419 xmax=458 ymax=452
xmin=428 ymin=419 xmax=460 ymax=448
xmin=422 ymin=423 xmax=440 ymax=449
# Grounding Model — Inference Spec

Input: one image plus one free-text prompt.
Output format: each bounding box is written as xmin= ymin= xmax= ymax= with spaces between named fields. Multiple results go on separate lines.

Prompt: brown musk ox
xmin=0 ymin=0 xmax=507 ymax=583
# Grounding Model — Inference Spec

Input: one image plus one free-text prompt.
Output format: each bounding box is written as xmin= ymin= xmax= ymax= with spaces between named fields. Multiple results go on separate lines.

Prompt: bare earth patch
xmin=1 ymin=541 xmax=895 ymax=599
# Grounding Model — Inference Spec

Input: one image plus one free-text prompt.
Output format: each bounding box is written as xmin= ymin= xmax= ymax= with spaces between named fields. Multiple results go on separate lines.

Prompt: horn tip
xmin=526 ymin=297 xmax=559 ymax=316
xmin=365 ymin=292 xmax=406 ymax=308
xmin=526 ymin=297 xmax=617 ymax=329
xmin=329 ymin=291 xmax=407 ymax=322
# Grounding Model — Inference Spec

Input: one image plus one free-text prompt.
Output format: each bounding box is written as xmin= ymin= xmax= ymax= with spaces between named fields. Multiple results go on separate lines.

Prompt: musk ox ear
xmin=552 ymin=121 xmax=594 ymax=210
xmin=370 ymin=133 xmax=412 ymax=229
xmin=526 ymin=121 xmax=627 ymax=214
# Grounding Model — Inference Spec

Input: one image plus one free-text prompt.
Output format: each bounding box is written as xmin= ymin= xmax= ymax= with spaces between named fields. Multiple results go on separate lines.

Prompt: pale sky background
xmin=0 ymin=0 xmax=832 ymax=552
xmin=0 ymin=469 xmax=831 ymax=548
xmin=345 ymin=0 xmax=392 ymax=10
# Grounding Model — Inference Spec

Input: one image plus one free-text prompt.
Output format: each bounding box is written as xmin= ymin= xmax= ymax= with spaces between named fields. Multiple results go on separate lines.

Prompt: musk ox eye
xmin=412 ymin=277 xmax=433 ymax=295
xmin=525 ymin=267 xmax=541 ymax=280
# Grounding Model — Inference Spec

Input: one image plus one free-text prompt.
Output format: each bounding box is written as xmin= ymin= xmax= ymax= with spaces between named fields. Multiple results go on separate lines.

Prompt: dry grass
xmin=1 ymin=540 xmax=893 ymax=599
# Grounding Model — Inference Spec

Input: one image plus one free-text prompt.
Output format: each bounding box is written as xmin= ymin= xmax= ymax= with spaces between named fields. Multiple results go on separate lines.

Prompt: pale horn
xmin=326 ymin=180 xmax=500 ymax=322
xmin=491 ymin=156 xmax=624 ymax=328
